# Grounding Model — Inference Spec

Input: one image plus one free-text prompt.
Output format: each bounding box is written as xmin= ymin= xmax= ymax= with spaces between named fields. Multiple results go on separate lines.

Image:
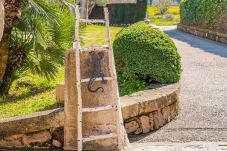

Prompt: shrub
xmin=114 ymin=22 xmax=182 ymax=95
xmin=163 ymin=14 xmax=174 ymax=21
xmin=180 ymin=0 xmax=227 ymax=28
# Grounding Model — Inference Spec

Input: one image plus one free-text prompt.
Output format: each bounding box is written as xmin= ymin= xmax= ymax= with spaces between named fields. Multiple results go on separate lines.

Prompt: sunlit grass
xmin=0 ymin=90 xmax=62 ymax=119
xmin=82 ymin=25 xmax=123 ymax=46
xmin=0 ymin=25 xmax=123 ymax=119
xmin=147 ymin=6 xmax=180 ymax=26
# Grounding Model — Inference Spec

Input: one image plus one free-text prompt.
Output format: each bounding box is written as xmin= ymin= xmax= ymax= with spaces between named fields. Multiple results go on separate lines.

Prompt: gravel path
xmin=130 ymin=26 xmax=227 ymax=143
xmin=126 ymin=142 xmax=227 ymax=151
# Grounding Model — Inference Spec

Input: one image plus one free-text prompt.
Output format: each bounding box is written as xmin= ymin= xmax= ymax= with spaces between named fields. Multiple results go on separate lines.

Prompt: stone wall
xmin=0 ymin=83 xmax=180 ymax=149
xmin=178 ymin=24 xmax=227 ymax=44
xmin=0 ymin=109 xmax=64 ymax=149
xmin=121 ymin=83 xmax=180 ymax=135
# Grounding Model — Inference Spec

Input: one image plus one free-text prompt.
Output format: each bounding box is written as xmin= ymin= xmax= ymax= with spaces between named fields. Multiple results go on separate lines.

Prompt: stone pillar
xmin=64 ymin=49 xmax=129 ymax=150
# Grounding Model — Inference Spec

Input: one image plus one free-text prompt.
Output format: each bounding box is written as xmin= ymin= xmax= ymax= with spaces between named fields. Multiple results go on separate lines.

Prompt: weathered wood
xmin=81 ymin=77 xmax=113 ymax=82
xmin=81 ymin=46 xmax=109 ymax=52
xmin=82 ymin=104 xmax=115 ymax=112
xmin=107 ymin=0 xmax=136 ymax=4
xmin=80 ymin=19 xmax=105 ymax=24
xmin=0 ymin=0 xmax=4 ymax=40
xmin=64 ymin=5 xmax=128 ymax=151
xmin=83 ymin=133 xmax=117 ymax=142
xmin=104 ymin=7 xmax=125 ymax=149
xmin=64 ymin=50 xmax=77 ymax=151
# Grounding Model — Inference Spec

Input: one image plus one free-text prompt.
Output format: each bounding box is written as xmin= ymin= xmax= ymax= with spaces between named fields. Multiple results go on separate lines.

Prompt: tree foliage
xmin=0 ymin=0 xmax=83 ymax=95
xmin=180 ymin=0 xmax=227 ymax=29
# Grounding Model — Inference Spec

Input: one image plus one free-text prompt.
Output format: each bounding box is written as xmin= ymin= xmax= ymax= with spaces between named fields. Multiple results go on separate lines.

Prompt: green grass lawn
xmin=147 ymin=6 xmax=180 ymax=26
xmin=149 ymin=14 xmax=180 ymax=26
xmin=0 ymin=25 xmax=123 ymax=119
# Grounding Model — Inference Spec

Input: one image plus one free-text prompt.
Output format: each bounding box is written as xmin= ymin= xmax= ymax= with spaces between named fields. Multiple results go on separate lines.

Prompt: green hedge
xmin=114 ymin=22 xmax=182 ymax=95
xmin=89 ymin=0 xmax=147 ymax=25
xmin=180 ymin=0 xmax=227 ymax=28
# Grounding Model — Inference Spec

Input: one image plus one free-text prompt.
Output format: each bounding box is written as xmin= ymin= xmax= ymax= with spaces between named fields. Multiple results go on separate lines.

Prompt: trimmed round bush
xmin=113 ymin=22 xmax=182 ymax=95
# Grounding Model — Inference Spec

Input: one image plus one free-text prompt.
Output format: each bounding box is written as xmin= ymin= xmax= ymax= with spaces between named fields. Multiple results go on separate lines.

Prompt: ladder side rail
xmin=104 ymin=7 xmax=112 ymax=49
xmin=75 ymin=5 xmax=83 ymax=151
xmin=74 ymin=5 xmax=81 ymax=49
xmin=104 ymin=7 xmax=123 ymax=150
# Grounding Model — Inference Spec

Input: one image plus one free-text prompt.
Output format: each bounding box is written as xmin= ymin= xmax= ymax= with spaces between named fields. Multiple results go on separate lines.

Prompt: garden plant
xmin=180 ymin=0 xmax=227 ymax=33
xmin=113 ymin=22 xmax=182 ymax=95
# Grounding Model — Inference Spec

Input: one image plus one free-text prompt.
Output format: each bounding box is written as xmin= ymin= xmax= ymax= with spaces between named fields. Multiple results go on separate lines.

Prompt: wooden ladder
xmin=72 ymin=5 xmax=123 ymax=151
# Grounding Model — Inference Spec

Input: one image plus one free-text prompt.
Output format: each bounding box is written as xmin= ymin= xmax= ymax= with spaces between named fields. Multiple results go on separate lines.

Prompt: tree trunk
xmin=0 ymin=59 xmax=14 ymax=95
xmin=0 ymin=0 xmax=22 ymax=87
xmin=0 ymin=32 xmax=10 ymax=84
xmin=0 ymin=46 xmax=27 ymax=95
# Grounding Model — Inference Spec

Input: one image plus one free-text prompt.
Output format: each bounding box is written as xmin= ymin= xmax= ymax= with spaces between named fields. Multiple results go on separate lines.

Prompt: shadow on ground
xmin=163 ymin=28 xmax=227 ymax=58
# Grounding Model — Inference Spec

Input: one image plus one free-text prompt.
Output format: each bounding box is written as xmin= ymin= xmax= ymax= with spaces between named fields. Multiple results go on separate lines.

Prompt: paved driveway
xmin=130 ymin=26 xmax=227 ymax=143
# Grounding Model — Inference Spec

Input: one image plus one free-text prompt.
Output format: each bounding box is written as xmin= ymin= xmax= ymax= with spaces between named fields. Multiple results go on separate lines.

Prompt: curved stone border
xmin=177 ymin=24 xmax=227 ymax=44
xmin=121 ymin=83 xmax=180 ymax=135
xmin=0 ymin=83 xmax=180 ymax=148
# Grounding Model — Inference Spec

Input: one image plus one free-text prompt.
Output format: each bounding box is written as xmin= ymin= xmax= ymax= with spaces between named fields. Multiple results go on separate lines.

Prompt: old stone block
xmin=153 ymin=111 xmax=159 ymax=129
xmin=22 ymin=131 xmax=51 ymax=145
xmin=52 ymin=139 xmax=62 ymax=148
xmin=4 ymin=134 xmax=24 ymax=141
xmin=170 ymin=103 xmax=176 ymax=119
xmin=139 ymin=116 xmax=150 ymax=133
xmin=55 ymin=82 xmax=65 ymax=103
xmin=162 ymin=106 xmax=171 ymax=122
xmin=0 ymin=140 xmax=23 ymax=147
xmin=134 ymin=128 xmax=143 ymax=135
xmin=153 ymin=110 xmax=165 ymax=130
xmin=125 ymin=121 xmax=139 ymax=134
xmin=149 ymin=113 xmax=154 ymax=130
xmin=122 ymin=102 xmax=140 ymax=120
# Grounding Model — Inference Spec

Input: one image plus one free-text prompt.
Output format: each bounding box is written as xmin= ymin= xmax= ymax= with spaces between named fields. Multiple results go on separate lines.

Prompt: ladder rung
xmin=108 ymin=0 xmax=137 ymax=4
xmin=82 ymin=133 xmax=117 ymax=142
xmin=80 ymin=19 xmax=105 ymax=24
xmin=81 ymin=46 xmax=109 ymax=52
xmin=81 ymin=77 xmax=114 ymax=83
xmin=82 ymin=105 xmax=115 ymax=112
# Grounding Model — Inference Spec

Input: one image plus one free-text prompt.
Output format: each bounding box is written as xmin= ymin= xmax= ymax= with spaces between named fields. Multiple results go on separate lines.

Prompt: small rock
xmin=125 ymin=121 xmax=139 ymax=134
xmin=157 ymin=110 xmax=165 ymax=127
xmin=22 ymin=131 xmax=51 ymax=145
xmin=153 ymin=110 xmax=165 ymax=129
xmin=139 ymin=116 xmax=150 ymax=133
xmin=0 ymin=140 xmax=23 ymax=147
xmin=134 ymin=128 xmax=143 ymax=135
xmin=52 ymin=139 xmax=62 ymax=148
xmin=4 ymin=134 xmax=24 ymax=141
xmin=149 ymin=113 xmax=154 ymax=130
xmin=162 ymin=106 xmax=171 ymax=122
xmin=170 ymin=103 xmax=177 ymax=119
